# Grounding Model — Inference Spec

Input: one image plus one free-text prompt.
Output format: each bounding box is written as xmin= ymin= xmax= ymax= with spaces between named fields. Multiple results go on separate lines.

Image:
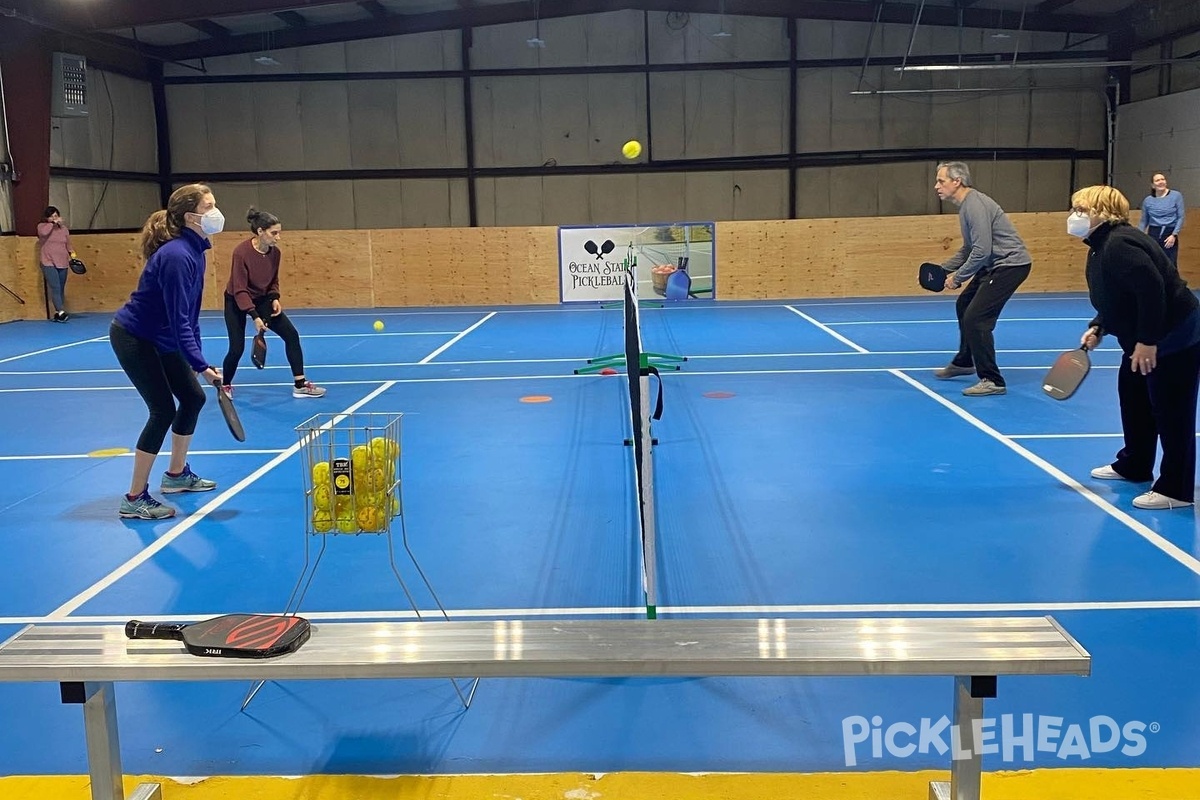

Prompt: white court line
xmin=0 ymin=449 xmax=287 ymax=461
xmin=784 ymin=308 xmax=1200 ymax=580
xmin=828 ymin=317 xmax=1092 ymax=325
xmin=892 ymin=369 xmax=1200 ymax=578
xmin=795 ymin=295 xmax=1090 ymax=308
xmin=6 ymin=598 xmax=1200 ymax=626
xmin=0 ymin=345 xmax=1125 ymax=377
xmin=0 ymin=336 xmax=107 ymax=365
xmin=45 ymin=381 xmax=398 ymax=619
xmin=784 ymin=306 xmax=869 ymax=353
xmin=419 ymin=311 xmax=496 ymax=364
xmin=0 ymin=364 xmax=1129 ymax=394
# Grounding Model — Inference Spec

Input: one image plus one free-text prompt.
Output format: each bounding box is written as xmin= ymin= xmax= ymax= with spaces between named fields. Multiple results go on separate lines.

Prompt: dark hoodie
xmin=1084 ymin=221 xmax=1200 ymax=356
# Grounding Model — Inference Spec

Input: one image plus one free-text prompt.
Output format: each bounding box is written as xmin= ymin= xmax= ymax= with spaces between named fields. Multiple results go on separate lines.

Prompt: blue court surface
xmin=1 ymin=293 xmax=1199 ymax=777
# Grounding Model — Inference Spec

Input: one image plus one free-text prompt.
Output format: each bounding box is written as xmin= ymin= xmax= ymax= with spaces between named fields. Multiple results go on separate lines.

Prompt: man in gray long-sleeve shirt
xmin=931 ymin=162 xmax=1032 ymax=396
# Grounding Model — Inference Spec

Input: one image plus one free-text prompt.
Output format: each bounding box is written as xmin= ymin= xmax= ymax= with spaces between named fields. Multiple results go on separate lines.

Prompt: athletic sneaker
xmin=933 ymin=363 xmax=974 ymax=380
xmin=293 ymin=381 xmax=326 ymax=398
xmin=160 ymin=463 xmax=217 ymax=493
xmin=220 ymin=384 xmax=233 ymax=400
xmin=119 ymin=489 xmax=177 ymax=520
xmin=52 ymin=311 xmax=69 ymax=323
xmin=1090 ymin=465 xmax=1126 ymax=480
xmin=962 ymin=379 xmax=1006 ymax=396
xmin=1132 ymin=491 xmax=1194 ymax=510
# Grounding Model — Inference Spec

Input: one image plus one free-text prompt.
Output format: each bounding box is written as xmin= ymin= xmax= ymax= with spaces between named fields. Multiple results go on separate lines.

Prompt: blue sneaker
xmin=119 ymin=489 xmax=177 ymax=520
xmin=160 ymin=463 xmax=217 ymax=494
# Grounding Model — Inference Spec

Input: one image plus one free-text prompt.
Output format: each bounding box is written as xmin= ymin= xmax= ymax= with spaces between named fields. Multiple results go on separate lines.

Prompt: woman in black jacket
xmin=1068 ymin=185 xmax=1200 ymax=510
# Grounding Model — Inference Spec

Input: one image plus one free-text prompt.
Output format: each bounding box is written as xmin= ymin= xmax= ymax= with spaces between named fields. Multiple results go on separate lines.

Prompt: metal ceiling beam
xmin=1034 ymin=0 xmax=1077 ymax=12
xmin=358 ymin=1 xmax=391 ymax=19
xmin=129 ymin=0 xmax=1113 ymax=61
xmin=8 ymin=0 xmax=355 ymax=30
xmin=275 ymin=10 xmax=309 ymax=28
xmin=185 ymin=19 xmax=233 ymax=39
xmin=17 ymin=0 xmax=1112 ymax=35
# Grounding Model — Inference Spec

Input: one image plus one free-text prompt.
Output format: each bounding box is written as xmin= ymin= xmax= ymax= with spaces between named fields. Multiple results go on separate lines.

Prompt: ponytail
xmin=138 ymin=183 xmax=212 ymax=259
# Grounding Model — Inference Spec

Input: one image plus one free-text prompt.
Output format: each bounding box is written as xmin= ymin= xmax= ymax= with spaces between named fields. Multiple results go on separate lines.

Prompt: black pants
xmin=1147 ymin=226 xmax=1179 ymax=266
xmin=1110 ymin=340 xmax=1200 ymax=502
xmin=949 ymin=264 xmax=1031 ymax=385
xmin=109 ymin=322 xmax=206 ymax=455
xmin=222 ymin=294 xmax=306 ymax=385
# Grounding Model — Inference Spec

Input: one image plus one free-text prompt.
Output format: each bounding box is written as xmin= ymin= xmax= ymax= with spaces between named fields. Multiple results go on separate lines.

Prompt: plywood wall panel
xmin=0 ymin=237 xmax=42 ymax=322
xmin=33 ymin=209 xmax=1198 ymax=314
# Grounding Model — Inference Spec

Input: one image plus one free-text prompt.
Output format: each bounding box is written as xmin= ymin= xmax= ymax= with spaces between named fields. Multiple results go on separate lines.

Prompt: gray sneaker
xmin=934 ymin=363 xmax=975 ymax=380
xmin=160 ymin=463 xmax=217 ymax=493
xmin=119 ymin=489 xmax=177 ymax=520
xmin=963 ymin=379 xmax=1006 ymax=396
xmin=293 ymin=381 xmax=326 ymax=398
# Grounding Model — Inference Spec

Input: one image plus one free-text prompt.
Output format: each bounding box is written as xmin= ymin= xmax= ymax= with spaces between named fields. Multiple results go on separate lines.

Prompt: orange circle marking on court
xmin=520 ymin=395 xmax=553 ymax=404
xmin=702 ymin=391 xmax=736 ymax=399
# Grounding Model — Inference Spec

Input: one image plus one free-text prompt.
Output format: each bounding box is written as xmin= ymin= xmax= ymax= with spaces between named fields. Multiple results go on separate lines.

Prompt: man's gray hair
xmin=937 ymin=161 xmax=972 ymax=187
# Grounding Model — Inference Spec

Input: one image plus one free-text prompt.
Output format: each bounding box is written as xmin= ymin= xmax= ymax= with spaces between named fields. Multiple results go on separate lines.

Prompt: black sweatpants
xmin=1147 ymin=226 xmax=1180 ymax=267
xmin=109 ymin=322 xmax=206 ymax=455
xmin=948 ymin=264 xmax=1031 ymax=386
xmin=1110 ymin=340 xmax=1200 ymax=502
xmin=221 ymin=294 xmax=306 ymax=385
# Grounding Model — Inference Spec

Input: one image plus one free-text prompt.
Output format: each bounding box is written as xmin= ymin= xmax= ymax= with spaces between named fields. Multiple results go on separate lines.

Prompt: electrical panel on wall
xmin=51 ymin=53 xmax=88 ymax=118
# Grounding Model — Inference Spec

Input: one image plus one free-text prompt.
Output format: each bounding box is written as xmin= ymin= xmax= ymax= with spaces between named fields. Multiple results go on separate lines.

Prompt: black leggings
xmin=109 ymin=322 xmax=206 ymax=455
xmin=222 ymin=294 xmax=306 ymax=385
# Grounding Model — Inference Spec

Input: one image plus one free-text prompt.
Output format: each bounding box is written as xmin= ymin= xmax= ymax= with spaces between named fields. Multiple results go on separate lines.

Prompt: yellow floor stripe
xmin=4 ymin=770 xmax=1200 ymax=800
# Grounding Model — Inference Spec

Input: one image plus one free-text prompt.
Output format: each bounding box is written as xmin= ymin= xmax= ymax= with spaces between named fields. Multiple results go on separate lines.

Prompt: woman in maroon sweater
xmin=221 ymin=208 xmax=325 ymax=398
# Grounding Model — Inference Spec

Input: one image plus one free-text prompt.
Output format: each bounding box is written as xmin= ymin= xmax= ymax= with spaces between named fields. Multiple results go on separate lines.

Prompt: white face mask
xmin=1067 ymin=211 xmax=1091 ymax=239
xmin=197 ymin=207 xmax=225 ymax=235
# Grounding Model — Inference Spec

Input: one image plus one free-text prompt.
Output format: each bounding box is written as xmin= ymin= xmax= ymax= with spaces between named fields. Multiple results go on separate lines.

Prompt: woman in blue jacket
xmin=110 ymin=184 xmax=226 ymax=520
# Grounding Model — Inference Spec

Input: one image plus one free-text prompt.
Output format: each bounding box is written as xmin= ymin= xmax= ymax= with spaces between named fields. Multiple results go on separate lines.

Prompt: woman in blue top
xmin=1139 ymin=173 xmax=1185 ymax=266
xmin=110 ymin=184 xmax=226 ymax=520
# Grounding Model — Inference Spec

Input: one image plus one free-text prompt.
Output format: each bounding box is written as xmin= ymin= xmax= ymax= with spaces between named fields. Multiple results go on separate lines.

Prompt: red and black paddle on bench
xmin=125 ymin=613 xmax=310 ymax=658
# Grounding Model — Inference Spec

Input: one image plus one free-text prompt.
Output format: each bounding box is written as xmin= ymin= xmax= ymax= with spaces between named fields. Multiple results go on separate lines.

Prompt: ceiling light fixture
xmin=895 ymin=57 xmax=1199 ymax=72
xmin=526 ymin=0 xmax=545 ymax=48
xmin=713 ymin=0 xmax=732 ymax=37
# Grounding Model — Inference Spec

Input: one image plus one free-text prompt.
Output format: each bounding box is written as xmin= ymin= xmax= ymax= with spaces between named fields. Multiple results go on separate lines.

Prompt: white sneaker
xmin=1090 ymin=465 xmax=1124 ymax=480
xmin=1132 ymin=491 xmax=1193 ymax=510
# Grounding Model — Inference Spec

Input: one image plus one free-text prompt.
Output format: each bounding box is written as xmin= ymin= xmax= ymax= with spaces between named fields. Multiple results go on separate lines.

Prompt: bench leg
xmin=929 ymin=676 xmax=994 ymax=800
xmin=61 ymin=681 xmax=125 ymax=800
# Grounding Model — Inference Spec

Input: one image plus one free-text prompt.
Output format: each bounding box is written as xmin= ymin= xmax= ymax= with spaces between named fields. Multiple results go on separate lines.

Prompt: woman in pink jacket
xmin=36 ymin=206 xmax=73 ymax=322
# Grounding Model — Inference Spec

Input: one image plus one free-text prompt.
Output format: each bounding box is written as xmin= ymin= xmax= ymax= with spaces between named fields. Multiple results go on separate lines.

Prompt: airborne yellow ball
xmin=373 ymin=320 xmax=384 ymax=332
xmin=622 ymin=139 xmax=642 ymax=159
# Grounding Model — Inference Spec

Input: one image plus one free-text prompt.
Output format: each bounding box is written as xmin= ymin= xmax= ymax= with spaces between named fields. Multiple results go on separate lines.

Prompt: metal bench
xmin=0 ymin=616 xmax=1090 ymax=800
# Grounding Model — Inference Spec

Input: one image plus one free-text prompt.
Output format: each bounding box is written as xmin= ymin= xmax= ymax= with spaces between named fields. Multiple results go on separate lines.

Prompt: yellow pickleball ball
xmin=621 ymin=139 xmax=642 ymax=159
xmin=312 ymin=483 xmax=331 ymax=511
xmin=312 ymin=509 xmax=333 ymax=533
xmin=312 ymin=461 xmax=330 ymax=484
xmin=373 ymin=320 xmax=384 ymax=332
xmin=357 ymin=503 xmax=385 ymax=532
